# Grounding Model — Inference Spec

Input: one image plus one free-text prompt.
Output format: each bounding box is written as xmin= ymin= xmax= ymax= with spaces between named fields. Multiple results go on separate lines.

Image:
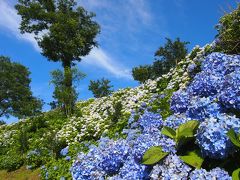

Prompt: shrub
xmin=215 ymin=4 xmax=240 ymax=54
xmin=0 ymin=152 xmax=23 ymax=171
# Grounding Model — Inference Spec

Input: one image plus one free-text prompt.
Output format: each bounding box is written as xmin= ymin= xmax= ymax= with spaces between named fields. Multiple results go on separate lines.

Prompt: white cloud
xmin=0 ymin=0 xmax=130 ymax=79
xmin=82 ymin=48 xmax=132 ymax=79
xmin=0 ymin=1 xmax=40 ymax=51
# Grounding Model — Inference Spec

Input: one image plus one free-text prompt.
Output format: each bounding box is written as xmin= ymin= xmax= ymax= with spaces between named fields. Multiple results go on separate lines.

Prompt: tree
xmin=88 ymin=78 xmax=113 ymax=98
xmin=155 ymin=37 xmax=189 ymax=67
xmin=15 ymin=0 xmax=100 ymax=112
xmin=131 ymin=37 xmax=189 ymax=83
xmin=132 ymin=65 xmax=153 ymax=84
xmin=0 ymin=56 xmax=42 ymax=119
xmin=50 ymin=67 xmax=86 ymax=116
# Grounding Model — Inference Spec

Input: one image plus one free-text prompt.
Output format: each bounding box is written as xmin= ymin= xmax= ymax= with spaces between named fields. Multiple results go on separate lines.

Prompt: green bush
xmin=215 ymin=4 xmax=240 ymax=54
xmin=0 ymin=152 xmax=23 ymax=171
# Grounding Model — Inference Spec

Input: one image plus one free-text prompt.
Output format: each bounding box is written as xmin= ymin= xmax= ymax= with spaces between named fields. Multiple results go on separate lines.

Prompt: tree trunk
xmin=62 ymin=61 xmax=73 ymax=116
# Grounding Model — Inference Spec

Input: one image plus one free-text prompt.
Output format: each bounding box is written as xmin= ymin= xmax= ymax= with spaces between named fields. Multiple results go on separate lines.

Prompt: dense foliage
xmin=50 ymin=67 xmax=86 ymax=116
xmin=15 ymin=0 xmax=100 ymax=113
xmin=132 ymin=38 xmax=189 ymax=83
xmin=0 ymin=56 xmax=42 ymax=119
xmin=215 ymin=4 xmax=240 ymax=54
xmin=88 ymin=78 xmax=114 ymax=98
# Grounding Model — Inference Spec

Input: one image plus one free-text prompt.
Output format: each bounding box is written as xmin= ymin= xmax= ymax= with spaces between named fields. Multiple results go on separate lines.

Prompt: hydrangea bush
xmin=70 ymin=52 xmax=240 ymax=180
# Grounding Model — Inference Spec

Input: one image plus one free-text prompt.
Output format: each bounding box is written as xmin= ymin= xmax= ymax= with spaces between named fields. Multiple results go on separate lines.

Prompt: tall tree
xmin=88 ymin=78 xmax=113 ymax=98
xmin=154 ymin=37 xmax=189 ymax=67
xmin=0 ymin=56 xmax=42 ymax=119
xmin=16 ymin=0 xmax=100 ymax=113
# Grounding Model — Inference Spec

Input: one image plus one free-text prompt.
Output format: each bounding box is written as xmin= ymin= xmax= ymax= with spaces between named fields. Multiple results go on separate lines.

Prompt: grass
xmin=0 ymin=166 xmax=40 ymax=180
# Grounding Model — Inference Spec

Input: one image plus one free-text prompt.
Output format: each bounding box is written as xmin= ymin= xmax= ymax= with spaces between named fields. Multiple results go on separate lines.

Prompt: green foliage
xmin=15 ymin=0 xmax=100 ymax=65
xmin=50 ymin=67 xmax=86 ymax=116
xmin=142 ymin=146 xmax=168 ymax=165
xmin=232 ymin=168 xmax=240 ymax=180
xmin=161 ymin=120 xmax=199 ymax=146
xmin=40 ymin=143 xmax=90 ymax=180
xmin=106 ymin=112 xmax=130 ymax=139
xmin=88 ymin=78 xmax=113 ymax=98
xmin=132 ymin=37 xmax=189 ymax=82
xmin=180 ymin=150 xmax=204 ymax=169
xmin=132 ymin=65 xmax=153 ymax=84
xmin=155 ymin=37 xmax=189 ymax=66
xmin=161 ymin=126 xmax=176 ymax=139
xmin=0 ymin=151 xmax=23 ymax=172
xmin=108 ymin=101 xmax=123 ymax=123
xmin=16 ymin=0 xmax=100 ymax=117
xmin=215 ymin=4 xmax=240 ymax=54
xmin=17 ymin=127 xmax=29 ymax=154
xmin=151 ymin=89 xmax=174 ymax=119
xmin=156 ymin=77 xmax=170 ymax=92
xmin=0 ymin=56 xmax=42 ymax=119
xmin=188 ymin=46 xmax=201 ymax=60
xmin=227 ymin=129 xmax=240 ymax=148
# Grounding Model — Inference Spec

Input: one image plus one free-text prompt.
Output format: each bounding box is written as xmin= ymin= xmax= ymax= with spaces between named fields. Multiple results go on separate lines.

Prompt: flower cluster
xmin=186 ymin=96 xmax=222 ymax=121
xmin=71 ymin=138 xmax=130 ymax=179
xmin=138 ymin=110 xmax=163 ymax=132
xmin=219 ymin=71 xmax=240 ymax=110
xmin=132 ymin=131 xmax=176 ymax=161
xmin=170 ymin=90 xmax=190 ymax=114
xmin=163 ymin=113 xmax=190 ymax=129
xmin=60 ymin=146 xmax=69 ymax=156
xmin=196 ymin=114 xmax=240 ymax=159
xmin=170 ymin=52 xmax=240 ymax=159
xmin=189 ymin=168 xmax=231 ymax=180
xmin=150 ymin=155 xmax=191 ymax=180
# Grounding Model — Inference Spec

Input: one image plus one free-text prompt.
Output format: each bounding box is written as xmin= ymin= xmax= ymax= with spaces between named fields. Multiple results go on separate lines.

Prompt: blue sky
xmin=0 ymin=0 xmax=237 ymax=123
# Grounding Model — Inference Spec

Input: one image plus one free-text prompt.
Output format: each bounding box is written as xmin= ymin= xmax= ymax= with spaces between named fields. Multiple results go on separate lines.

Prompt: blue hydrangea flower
xmin=186 ymin=96 xmax=222 ymax=121
xmin=196 ymin=114 xmax=240 ymax=159
xmin=163 ymin=113 xmax=191 ymax=129
xmin=138 ymin=110 xmax=163 ymax=132
xmin=71 ymin=149 xmax=105 ymax=180
xmin=150 ymin=155 xmax=191 ymax=180
xmin=65 ymin=156 xmax=71 ymax=161
xmin=132 ymin=131 xmax=176 ymax=162
xmin=170 ymin=90 xmax=190 ymax=114
xmin=201 ymin=53 xmax=240 ymax=76
xmin=219 ymin=71 xmax=240 ymax=110
xmin=111 ymin=156 xmax=150 ymax=180
xmin=189 ymin=167 xmax=231 ymax=180
xmin=60 ymin=146 xmax=69 ymax=156
xmin=187 ymin=71 xmax=223 ymax=97
xmin=98 ymin=139 xmax=130 ymax=175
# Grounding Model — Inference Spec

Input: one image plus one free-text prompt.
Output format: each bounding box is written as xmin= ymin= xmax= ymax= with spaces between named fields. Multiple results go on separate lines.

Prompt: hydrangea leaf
xmin=176 ymin=120 xmax=199 ymax=139
xmin=161 ymin=126 xmax=176 ymax=139
xmin=177 ymin=128 xmax=194 ymax=139
xmin=180 ymin=150 xmax=204 ymax=169
xmin=142 ymin=146 xmax=168 ymax=165
xmin=232 ymin=168 xmax=240 ymax=180
xmin=227 ymin=129 xmax=240 ymax=148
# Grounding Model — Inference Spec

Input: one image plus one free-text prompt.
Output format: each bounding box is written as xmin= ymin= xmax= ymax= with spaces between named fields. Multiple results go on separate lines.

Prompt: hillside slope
xmin=0 ymin=43 xmax=224 ymax=179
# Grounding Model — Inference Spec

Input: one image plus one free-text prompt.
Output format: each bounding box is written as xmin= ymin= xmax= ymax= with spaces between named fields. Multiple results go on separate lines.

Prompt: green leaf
xmin=176 ymin=120 xmax=199 ymax=140
xmin=177 ymin=128 xmax=194 ymax=138
xmin=161 ymin=126 xmax=176 ymax=139
xmin=142 ymin=146 xmax=169 ymax=165
xmin=232 ymin=168 xmax=240 ymax=180
xmin=180 ymin=150 xmax=204 ymax=169
xmin=227 ymin=129 xmax=240 ymax=148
